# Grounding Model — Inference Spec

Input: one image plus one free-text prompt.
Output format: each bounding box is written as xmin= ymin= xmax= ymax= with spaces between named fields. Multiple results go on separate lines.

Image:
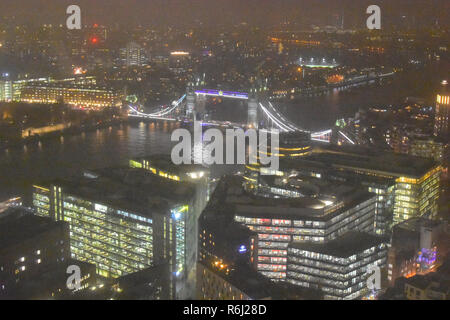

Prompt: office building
xmin=247 ymin=143 xmax=442 ymax=230
xmin=197 ymin=205 xmax=322 ymax=300
xmin=121 ymin=42 xmax=146 ymax=67
xmin=20 ymin=84 xmax=123 ymax=109
xmin=0 ymin=207 xmax=70 ymax=298
xmin=0 ymin=79 xmax=13 ymax=102
xmin=31 ymin=166 xmax=205 ymax=299
xmin=112 ymin=263 xmax=172 ymax=300
xmin=169 ymin=51 xmax=191 ymax=74
xmin=200 ymin=175 xmax=378 ymax=281
xmin=129 ymin=155 xmax=210 ymax=298
xmin=434 ymin=92 xmax=450 ymax=138
xmin=287 ymin=231 xmax=388 ymax=300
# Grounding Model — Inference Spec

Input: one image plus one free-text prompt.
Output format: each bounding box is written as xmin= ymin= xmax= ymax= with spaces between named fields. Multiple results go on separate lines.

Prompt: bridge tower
xmin=186 ymin=83 xmax=196 ymax=120
xmin=196 ymin=93 xmax=207 ymax=116
xmin=247 ymin=88 xmax=258 ymax=129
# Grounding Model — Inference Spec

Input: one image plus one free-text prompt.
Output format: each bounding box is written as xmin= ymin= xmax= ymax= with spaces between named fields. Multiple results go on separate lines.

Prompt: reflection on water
xmin=0 ymin=62 xmax=447 ymax=199
xmin=0 ymin=122 xmax=177 ymax=199
xmin=282 ymin=62 xmax=449 ymax=131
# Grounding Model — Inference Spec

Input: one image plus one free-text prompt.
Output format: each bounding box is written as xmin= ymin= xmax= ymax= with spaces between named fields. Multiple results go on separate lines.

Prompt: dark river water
xmin=0 ymin=122 xmax=177 ymax=199
xmin=0 ymin=61 xmax=448 ymax=200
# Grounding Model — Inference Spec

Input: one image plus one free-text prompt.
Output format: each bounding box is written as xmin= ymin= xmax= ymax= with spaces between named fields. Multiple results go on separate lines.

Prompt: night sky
xmin=0 ymin=0 xmax=448 ymax=28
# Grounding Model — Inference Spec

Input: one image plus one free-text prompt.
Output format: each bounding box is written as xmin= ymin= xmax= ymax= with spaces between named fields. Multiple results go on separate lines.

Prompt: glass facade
xmin=20 ymin=85 xmax=123 ymax=109
xmin=33 ymin=185 xmax=153 ymax=278
xmin=234 ymin=196 xmax=376 ymax=280
xmin=287 ymin=243 xmax=387 ymax=300
xmin=393 ymin=166 xmax=441 ymax=224
xmin=368 ymin=185 xmax=395 ymax=234
xmin=63 ymin=196 xmax=153 ymax=278
xmin=172 ymin=206 xmax=188 ymax=276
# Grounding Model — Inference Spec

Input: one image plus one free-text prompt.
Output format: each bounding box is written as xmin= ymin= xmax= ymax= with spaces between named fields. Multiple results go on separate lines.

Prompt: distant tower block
xmin=186 ymin=85 xmax=196 ymax=119
xmin=247 ymin=90 xmax=258 ymax=129
xmin=434 ymin=81 xmax=449 ymax=138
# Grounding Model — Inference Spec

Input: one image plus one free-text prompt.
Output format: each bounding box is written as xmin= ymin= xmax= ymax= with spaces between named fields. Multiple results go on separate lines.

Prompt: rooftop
xmin=210 ymin=175 xmax=374 ymax=221
xmin=132 ymin=154 xmax=209 ymax=178
xmin=200 ymin=259 xmax=322 ymax=300
xmin=303 ymin=144 xmax=439 ymax=178
xmin=394 ymin=217 xmax=445 ymax=232
xmin=289 ymin=231 xmax=387 ymax=258
xmin=39 ymin=167 xmax=196 ymax=217
xmin=278 ymin=156 xmax=397 ymax=187
xmin=0 ymin=208 xmax=67 ymax=249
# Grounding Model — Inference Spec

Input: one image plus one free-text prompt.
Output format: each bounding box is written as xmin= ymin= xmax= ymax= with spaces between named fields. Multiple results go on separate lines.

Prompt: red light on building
xmin=90 ymin=37 xmax=99 ymax=44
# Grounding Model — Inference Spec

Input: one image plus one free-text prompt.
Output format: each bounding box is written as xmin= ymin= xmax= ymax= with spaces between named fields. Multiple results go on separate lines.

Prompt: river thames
xmin=0 ymin=61 xmax=448 ymax=200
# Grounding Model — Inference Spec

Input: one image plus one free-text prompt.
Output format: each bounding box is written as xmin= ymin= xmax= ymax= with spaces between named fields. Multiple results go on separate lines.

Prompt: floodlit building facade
xmin=0 ymin=80 xmax=13 ymax=102
xmin=31 ymin=166 xmax=206 ymax=299
xmin=6 ymin=76 xmax=123 ymax=109
xmin=434 ymin=93 xmax=450 ymax=138
xmin=246 ymin=143 xmax=442 ymax=231
xmin=287 ymin=232 xmax=387 ymax=300
xmin=200 ymin=176 xmax=378 ymax=281
xmin=20 ymin=85 xmax=123 ymax=109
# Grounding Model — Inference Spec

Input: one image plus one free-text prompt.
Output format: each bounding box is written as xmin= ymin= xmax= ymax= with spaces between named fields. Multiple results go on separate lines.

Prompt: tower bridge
xmin=127 ymin=85 xmax=332 ymax=143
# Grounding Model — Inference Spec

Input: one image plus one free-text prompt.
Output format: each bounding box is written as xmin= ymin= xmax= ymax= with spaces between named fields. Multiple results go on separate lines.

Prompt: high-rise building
xmin=0 ymin=207 xmax=71 ymax=298
xmin=129 ymin=155 xmax=210 ymax=297
xmin=197 ymin=245 xmax=321 ymax=300
xmin=122 ymin=42 xmax=145 ymax=67
xmin=434 ymin=90 xmax=450 ymax=138
xmin=197 ymin=202 xmax=322 ymax=300
xmin=200 ymin=175 xmax=378 ymax=281
xmin=409 ymin=135 xmax=446 ymax=163
xmin=247 ymin=90 xmax=258 ymax=129
xmin=186 ymin=84 xmax=196 ymax=118
xmin=16 ymin=258 xmax=97 ymax=299
xmin=31 ymin=166 xmax=206 ymax=299
xmin=246 ymin=143 xmax=442 ymax=230
xmin=19 ymin=79 xmax=123 ymax=109
xmin=0 ymin=79 xmax=13 ymax=102
xmin=113 ymin=263 xmax=172 ymax=300
xmin=196 ymin=220 xmax=267 ymax=300
xmin=287 ymin=231 xmax=388 ymax=300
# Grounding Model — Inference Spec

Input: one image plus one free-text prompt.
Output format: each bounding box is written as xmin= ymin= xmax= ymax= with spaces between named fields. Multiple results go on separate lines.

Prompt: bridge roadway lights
xmin=187 ymin=87 xmax=258 ymax=127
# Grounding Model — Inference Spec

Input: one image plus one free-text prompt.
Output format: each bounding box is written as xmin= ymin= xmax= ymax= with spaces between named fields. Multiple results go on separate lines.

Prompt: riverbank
xmin=0 ymin=118 xmax=129 ymax=150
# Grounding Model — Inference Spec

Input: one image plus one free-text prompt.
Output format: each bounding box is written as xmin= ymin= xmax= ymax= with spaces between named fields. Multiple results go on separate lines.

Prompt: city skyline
xmin=0 ymin=0 xmax=449 ymax=305
xmin=0 ymin=0 xmax=448 ymax=28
